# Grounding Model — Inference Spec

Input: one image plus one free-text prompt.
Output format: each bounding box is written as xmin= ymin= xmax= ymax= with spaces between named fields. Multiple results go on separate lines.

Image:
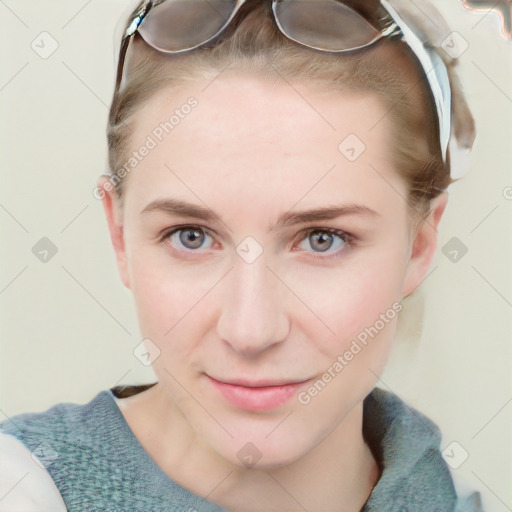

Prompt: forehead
xmin=122 ymin=72 xmax=407 ymax=218
xmin=132 ymin=71 xmax=390 ymax=151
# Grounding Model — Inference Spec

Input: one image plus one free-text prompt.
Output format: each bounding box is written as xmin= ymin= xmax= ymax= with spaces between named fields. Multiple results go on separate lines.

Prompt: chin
xmin=204 ymin=420 xmax=318 ymax=471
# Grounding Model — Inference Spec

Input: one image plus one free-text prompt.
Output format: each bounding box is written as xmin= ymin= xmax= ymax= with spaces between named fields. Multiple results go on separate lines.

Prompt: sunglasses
xmin=111 ymin=0 xmax=456 ymax=175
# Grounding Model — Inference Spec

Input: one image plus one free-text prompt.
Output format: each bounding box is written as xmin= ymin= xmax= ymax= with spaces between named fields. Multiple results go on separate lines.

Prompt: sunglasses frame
xmin=110 ymin=0 xmax=458 ymax=177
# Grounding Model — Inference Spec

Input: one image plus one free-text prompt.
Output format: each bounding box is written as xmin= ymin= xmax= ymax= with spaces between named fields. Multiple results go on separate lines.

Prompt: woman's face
xmin=100 ymin=72 xmax=443 ymax=469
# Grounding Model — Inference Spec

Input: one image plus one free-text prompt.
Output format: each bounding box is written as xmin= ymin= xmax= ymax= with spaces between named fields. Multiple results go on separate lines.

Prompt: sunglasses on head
xmin=112 ymin=0 xmax=467 ymax=178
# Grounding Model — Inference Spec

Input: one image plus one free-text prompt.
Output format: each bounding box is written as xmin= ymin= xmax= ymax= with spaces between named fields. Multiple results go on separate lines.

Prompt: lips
xmin=207 ymin=375 xmax=311 ymax=411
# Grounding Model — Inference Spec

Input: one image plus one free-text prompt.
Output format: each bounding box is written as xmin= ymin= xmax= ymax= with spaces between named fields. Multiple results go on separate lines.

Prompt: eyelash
xmin=159 ymin=225 xmax=355 ymax=261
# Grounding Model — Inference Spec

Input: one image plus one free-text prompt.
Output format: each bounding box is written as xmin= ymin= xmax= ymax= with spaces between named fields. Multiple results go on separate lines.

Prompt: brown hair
xmin=106 ymin=1 xmax=473 ymax=220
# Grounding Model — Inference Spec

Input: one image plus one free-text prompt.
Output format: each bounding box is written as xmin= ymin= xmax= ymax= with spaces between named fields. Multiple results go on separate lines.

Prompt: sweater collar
xmin=361 ymin=387 xmax=457 ymax=511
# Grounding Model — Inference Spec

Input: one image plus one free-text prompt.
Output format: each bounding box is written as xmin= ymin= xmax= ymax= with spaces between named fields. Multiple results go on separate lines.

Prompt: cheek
xmin=126 ymin=248 xmax=221 ymax=352
xmin=291 ymin=255 xmax=404 ymax=419
xmin=290 ymin=249 xmax=406 ymax=348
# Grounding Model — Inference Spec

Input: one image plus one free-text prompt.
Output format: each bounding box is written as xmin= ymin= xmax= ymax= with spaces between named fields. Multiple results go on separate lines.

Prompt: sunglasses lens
xmin=138 ymin=0 xmax=238 ymax=52
xmin=275 ymin=0 xmax=381 ymax=51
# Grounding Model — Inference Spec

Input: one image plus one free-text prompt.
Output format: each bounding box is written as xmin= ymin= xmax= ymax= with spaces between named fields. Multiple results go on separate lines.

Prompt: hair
xmin=106 ymin=0 xmax=474 ymax=223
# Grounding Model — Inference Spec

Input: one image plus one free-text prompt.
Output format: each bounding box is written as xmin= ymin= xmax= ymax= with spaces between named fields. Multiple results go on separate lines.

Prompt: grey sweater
xmin=0 ymin=385 xmax=483 ymax=511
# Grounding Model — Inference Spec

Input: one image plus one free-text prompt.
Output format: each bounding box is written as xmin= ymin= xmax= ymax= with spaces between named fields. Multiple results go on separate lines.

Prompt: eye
xmin=162 ymin=225 xmax=215 ymax=252
xmin=296 ymin=228 xmax=353 ymax=259
xmin=159 ymin=225 xmax=354 ymax=260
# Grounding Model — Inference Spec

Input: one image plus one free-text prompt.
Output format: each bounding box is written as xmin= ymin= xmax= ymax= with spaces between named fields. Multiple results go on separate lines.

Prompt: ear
xmin=402 ymin=192 xmax=448 ymax=297
xmin=96 ymin=176 xmax=131 ymax=290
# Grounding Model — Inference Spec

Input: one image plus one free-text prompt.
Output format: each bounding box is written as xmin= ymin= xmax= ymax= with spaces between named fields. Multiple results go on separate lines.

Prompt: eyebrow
xmin=141 ymin=198 xmax=379 ymax=232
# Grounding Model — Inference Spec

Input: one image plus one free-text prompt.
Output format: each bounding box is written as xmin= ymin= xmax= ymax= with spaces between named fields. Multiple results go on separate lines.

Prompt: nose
xmin=216 ymin=251 xmax=289 ymax=357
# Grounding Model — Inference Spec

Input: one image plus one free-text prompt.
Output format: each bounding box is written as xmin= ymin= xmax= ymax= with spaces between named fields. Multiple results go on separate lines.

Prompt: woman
xmin=0 ymin=0 xmax=483 ymax=510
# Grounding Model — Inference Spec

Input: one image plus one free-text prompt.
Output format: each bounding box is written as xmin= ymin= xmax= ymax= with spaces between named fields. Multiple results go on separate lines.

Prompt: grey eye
xmin=170 ymin=227 xmax=213 ymax=250
xmin=300 ymin=229 xmax=347 ymax=253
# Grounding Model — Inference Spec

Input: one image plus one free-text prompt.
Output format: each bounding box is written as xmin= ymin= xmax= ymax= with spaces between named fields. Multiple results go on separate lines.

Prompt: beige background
xmin=1 ymin=0 xmax=511 ymax=510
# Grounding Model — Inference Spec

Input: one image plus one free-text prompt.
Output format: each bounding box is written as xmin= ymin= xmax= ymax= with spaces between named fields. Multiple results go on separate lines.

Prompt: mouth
xmin=207 ymin=375 xmax=312 ymax=412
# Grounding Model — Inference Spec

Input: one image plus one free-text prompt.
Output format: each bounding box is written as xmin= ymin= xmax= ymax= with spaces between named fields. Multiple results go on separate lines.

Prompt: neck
xmin=120 ymin=383 xmax=380 ymax=512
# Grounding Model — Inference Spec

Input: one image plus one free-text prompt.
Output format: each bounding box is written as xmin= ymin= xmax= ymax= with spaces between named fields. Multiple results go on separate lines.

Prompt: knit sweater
xmin=0 ymin=385 xmax=483 ymax=511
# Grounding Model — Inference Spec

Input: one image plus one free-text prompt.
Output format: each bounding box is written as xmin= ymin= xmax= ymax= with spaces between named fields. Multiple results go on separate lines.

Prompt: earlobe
xmin=402 ymin=192 xmax=448 ymax=297
xmin=97 ymin=176 xmax=131 ymax=290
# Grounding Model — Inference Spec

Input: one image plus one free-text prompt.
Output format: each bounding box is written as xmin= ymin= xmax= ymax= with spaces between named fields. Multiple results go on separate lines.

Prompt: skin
xmin=97 ymin=72 xmax=447 ymax=512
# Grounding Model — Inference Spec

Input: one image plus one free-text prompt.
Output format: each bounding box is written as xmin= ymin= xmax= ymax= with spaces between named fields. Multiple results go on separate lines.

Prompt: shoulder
xmin=451 ymin=473 xmax=485 ymax=511
xmin=0 ymin=390 xmax=115 ymax=506
xmin=0 ymin=432 xmax=66 ymax=511
xmin=0 ymin=390 xmax=126 ymax=509
xmin=450 ymin=468 xmax=485 ymax=511
xmin=0 ymin=390 xmax=113 ymax=448
xmin=364 ymin=387 xmax=486 ymax=511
